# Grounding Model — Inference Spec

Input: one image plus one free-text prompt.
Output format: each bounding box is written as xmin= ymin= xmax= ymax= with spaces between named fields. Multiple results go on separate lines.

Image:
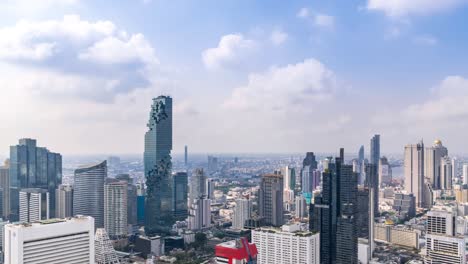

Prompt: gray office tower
xmin=184 ymin=146 xmax=188 ymax=168
xmin=310 ymin=149 xmax=358 ymax=264
xmin=258 ymin=172 xmax=284 ymax=227
xmin=173 ymin=172 xmax=188 ymax=220
xmin=9 ymin=138 xmax=62 ymax=221
xmin=299 ymin=152 xmax=318 ymax=192
xmin=365 ymin=164 xmax=379 ymax=217
xmin=116 ymin=174 xmax=138 ymax=227
xmin=56 ymin=184 xmax=73 ymax=218
xmin=189 ymin=168 xmax=207 ymax=203
xmin=144 ymin=96 xmax=174 ymax=235
xmin=370 ymin=135 xmax=380 ymax=166
xmin=73 ymin=161 xmax=106 ymax=228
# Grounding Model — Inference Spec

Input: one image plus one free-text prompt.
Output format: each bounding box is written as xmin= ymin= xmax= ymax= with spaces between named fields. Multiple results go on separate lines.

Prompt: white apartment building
xmin=4 ymin=216 xmax=95 ymax=264
xmin=19 ymin=188 xmax=49 ymax=223
xmin=104 ymin=181 xmax=128 ymax=238
xmin=252 ymin=224 xmax=320 ymax=264
xmin=232 ymin=198 xmax=252 ymax=230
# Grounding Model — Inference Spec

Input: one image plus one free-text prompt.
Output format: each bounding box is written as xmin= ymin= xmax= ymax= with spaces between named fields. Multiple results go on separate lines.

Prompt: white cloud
xmin=413 ymin=35 xmax=438 ymax=45
xmin=314 ymin=14 xmax=335 ymax=29
xmin=297 ymin=7 xmax=310 ymax=18
xmin=270 ymin=29 xmax=288 ymax=46
xmin=224 ymin=58 xmax=336 ymax=111
xmin=202 ymin=34 xmax=256 ymax=70
xmin=367 ymin=0 xmax=467 ymax=18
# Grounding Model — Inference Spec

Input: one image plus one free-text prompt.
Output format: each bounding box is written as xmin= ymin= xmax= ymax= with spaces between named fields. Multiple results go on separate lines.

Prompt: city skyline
xmin=0 ymin=1 xmax=468 ymax=155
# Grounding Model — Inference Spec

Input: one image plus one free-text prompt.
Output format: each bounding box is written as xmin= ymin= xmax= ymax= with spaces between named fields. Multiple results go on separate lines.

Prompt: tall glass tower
xmin=144 ymin=96 xmax=173 ymax=235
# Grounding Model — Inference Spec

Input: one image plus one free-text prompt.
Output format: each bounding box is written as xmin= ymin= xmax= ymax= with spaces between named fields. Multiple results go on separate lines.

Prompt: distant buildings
xmin=19 ymin=188 xmax=49 ymax=223
xmin=370 ymin=134 xmax=380 ymax=166
xmin=55 ymin=184 xmax=73 ymax=218
xmin=144 ymin=96 xmax=174 ymax=235
xmin=95 ymin=228 xmax=120 ymax=264
xmin=104 ymin=180 xmax=128 ymax=238
xmin=310 ymin=149 xmax=358 ymax=264
xmin=9 ymin=138 xmax=62 ymax=220
xmin=463 ymin=165 xmax=468 ymax=185
xmin=0 ymin=160 xmax=10 ymax=218
xmin=74 ymin=161 xmax=106 ymax=228
xmin=189 ymin=168 xmax=207 ymax=203
xmin=173 ymin=172 xmax=188 ymax=220
xmin=378 ymin=157 xmax=392 ymax=186
xmin=184 ymin=145 xmax=188 ymax=168
xmin=258 ymin=172 xmax=284 ymax=227
xmin=232 ymin=198 xmax=252 ymax=230
xmin=425 ymin=140 xmax=448 ymax=189
xmin=4 ymin=216 xmax=94 ymax=264
xmin=252 ymin=224 xmax=320 ymax=264
xmin=300 ymin=152 xmax=318 ymax=193
xmin=404 ymin=141 xmax=431 ymax=208
xmin=215 ymin=238 xmax=258 ymax=264
xmin=208 ymin=156 xmax=219 ymax=173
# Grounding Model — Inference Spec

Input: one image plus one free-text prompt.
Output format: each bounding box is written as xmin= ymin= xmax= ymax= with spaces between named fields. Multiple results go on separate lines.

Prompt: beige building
xmin=374 ymin=222 xmax=420 ymax=249
xmin=425 ymin=140 xmax=448 ymax=189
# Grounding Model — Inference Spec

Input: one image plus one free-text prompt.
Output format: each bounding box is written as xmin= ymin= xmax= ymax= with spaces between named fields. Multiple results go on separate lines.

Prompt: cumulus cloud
xmin=367 ymin=0 xmax=467 ymax=18
xmin=297 ymin=8 xmax=310 ymax=18
xmin=270 ymin=29 xmax=288 ymax=46
xmin=0 ymin=15 xmax=159 ymax=102
xmin=202 ymin=34 xmax=256 ymax=70
xmin=297 ymin=8 xmax=335 ymax=29
xmin=223 ymin=58 xmax=336 ymax=111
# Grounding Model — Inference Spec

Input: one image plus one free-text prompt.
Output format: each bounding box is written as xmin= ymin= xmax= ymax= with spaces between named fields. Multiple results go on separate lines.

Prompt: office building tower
xmin=184 ymin=145 xmax=188 ymax=167
xmin=440 ymin=156 xmax=453 ymax=190
xmin=189 ymin=168 xmax=207 ymax=203
xmin=144 ymin=96 xmax=173 ymax=235
xmin=282 ymin=166 xmax=296 ymax=191
xmin=74 ymin=161 xmax=106 ymax=228
xmin=9 ymin=139 xmax=62 ymax=220
xmin=452 ymin=157 xmax=460 ymax=180
xmin=19 ymin=188 xmax=49 ymax=223
xmin=300 ymin=153 xmax=318 ymax=191
xmin=95 ymin=228 xmax=120 ymax=264
xmin=378 ymin=157 xmax=392 ymax=186
xmin=252 ymin=224 xmax=320 ymax=264
xmin=188 ymin=198 xmax=211 ymax=230
xmin=208 ymin=156 xmax=219 ymax=173
xmin=310 ymin=149 xmax=358 ymax=264
xmin=404 ymin=141 xmax=429 ymax=208
xmin=215 ymin=238 xmax=258 ymax=264
xmin=358 ymin=146 xmax=365 ymax=183
xmin=258 ymin=172 xmax=284 ymax=227
xmin=370 ymin=135 xmax=380 ymax=166
xmin=392 ymin=193 xmax=416 ymax=219
xmin=116 ymin=174 xmax=138 ymax=228
xmin=232 ymin=198 xmax=252 ymax=230
xmin=173 ymin=172 xmax=188 ymax=220
xmin=365 ymin=164 xmax=379 ymax=217
xmin=55 ymin=184 xmax=73 ymax=218
xmin=302 ymin=168 xmax=321 ymax=195
xmin=0 ymin=160 xmax=10 ymax=218
xmin=137 ymin=182 xmax=145 ymax=225
xmin=425 ymin=210 xmax=466 ymax=264
xmin=358 ymin=146 xmax=365 ymax=164
xmin=104 ymin=181 xmax=127 ymax=238
xmin=206 ymin=178 xmax=215 ymax=200
xmin=356 ymin=187 xmax=369 ymax=238
xmin=425 ymin=140 xmax=448 ymax=189
xmin=295 ymin=195 xmax=307 ymax=219
xmin=4 ymin=216 xmax=95 ymax=264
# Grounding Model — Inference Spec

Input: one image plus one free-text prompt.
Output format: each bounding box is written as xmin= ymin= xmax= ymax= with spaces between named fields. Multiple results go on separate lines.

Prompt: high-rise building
xmin=358 ymin=146 xmax=365 ymax=164
xmin=232 ymin=198 xmax=252 ymax=230
xmin=188 ymin=198 xmax=211 ymax=230
xmin=215 ymin=238 xmax=258 ymax=264
xmin=4 ymin=216 xmax=95 ymax=264
xmin=19 ymin=188 xmax=49 ymax=223
xmin=295 ymin=195 xmax=307 ymax=219
xmin=302 ymin=168 xmax=321 ymax=195
xmin=300 ymin=152 xmax=318 ymax=192
xmin=356 ymin=187 xmax=369 ymax=238
xmin=464 ymin=165 xmax=468 ymax=185
xmin=370 ymin=135 xmax=380 ymax=166
xmin=452 ymin=157 xmax=461 ymax=180
xmin=137 ymin=182 xmax=146 ymax=225
xmin=365 ymin=164 xmax=379 ymax=217
xmin=0 ymin=160 xmax=10 ymax=219
xmin=144 ymin=96 xmax=173 ymax=235
xmin=206 ymin=178 xmax=215 ymax=200
xmin=378 ymin=157 xmax=392 ymax=186
xmin=116 ymin=174 xmax=138 ymax=229
xmin=55 ymin=184 xmax=73 ymax=218
xmin=258 ymin=172 xmax=284 ymax=227
xmin=189 ymin=168 xmax=207 ymax=203
xmin=184 ymin=145 xmax=188 ymax=168
xmin=358 ymin=146 xmax=365 ymax=183
xmin=282 ymin=166 xmax=296 ymax=191
xmin=95 ymin=228 xmax=120 ymax=264
xmin=252 ymin=224 xmax=320 ymax=264
xmin=74 ymin=161 xmax=106 ymax=228
xmin=404 ymin=141 xmax=429 ymax=208
xmin=208 ymin=156 xmax=219 ymax=173
xmin=310 ymin=149 xmax=358 ymax=264
xmin=104 ymin=180 xmax=128 ymax=238
xmin=9 ymin=139 xmax=62 ymax=220
xmin=392 ymin=193 xmax=416 ymax=219
xmin=425 ymin=140 xmax=448 ymax=189
xmin=440 ymin=156 xmax=453 ymax=190
xmin=173 ymin=172 xmax=188 ymax=220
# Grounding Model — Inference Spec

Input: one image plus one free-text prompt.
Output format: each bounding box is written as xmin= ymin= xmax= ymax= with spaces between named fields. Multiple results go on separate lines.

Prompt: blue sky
xmin=0 ymin=0 xmax=468 ymax=155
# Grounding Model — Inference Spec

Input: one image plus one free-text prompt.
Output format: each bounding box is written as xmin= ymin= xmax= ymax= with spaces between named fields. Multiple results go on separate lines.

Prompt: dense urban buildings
xmin=104 ymin=180 xmax=128 ymax=238
xmin=4 ymin=216 xmax=95 ymax=264
xmin=232 ymin=198 xmax=252 ymax=230
xmin=55 ymin=184 xmax=73 ymax=218
xmin=19 ymin=188 xmax=49 ymax=223
xmin=258 ymin=172 xmax=284 ymax=227
xmin=73 ymin=161 xmax=106 ymax=228
xmin=9 ymin=138 xmax=62 ymax=220
xmin=144 ymin=96 xmax=174 ymax=235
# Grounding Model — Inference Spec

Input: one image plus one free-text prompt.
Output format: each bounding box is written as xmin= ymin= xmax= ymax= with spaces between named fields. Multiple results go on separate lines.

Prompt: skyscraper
xmin=295 ymin=195 xmax=308 ymax=219
xmin=172 ymin=172 xmax=188 ymax=220
xmin=184 ymin=145 xmax=188 ymax=168
xmin=9 ymin=139 xmax=61 ymax=220
xmin=232 ymin=198 xmax=252 ymax=230
xmin=310 ymin=149 xmax=358 ymax=264
xmin=463 ymin=165 xmax=468 ymax=185
xmin=300 ymin=152 xmax=318 ymax=193
xmin=55 ymin=184 xmax=73 ymax=218
xmin=19 ymin=188 xmax=49 ymax=223
xmin=206 ymin=178 xmax=215 ymax=200
xmin=74 ymin=161 xmax=106 ymax=228
xmin=365 ymin=163 xmax=379 ymax=217
xmin=189 ymin=168 xmax=207 ymax=203
xmin=116 ymin=174 xmax=138 ymax=229
xmin=358 ymin=146 xmax=364 ymax=164
xmin=144 ymin=96 xmax=173 ymax=235
xmin=404 ymin=141 xmax=429 ymax=208
xmin=370 ymin=134 xmax=380 ymax=166
xmin=137 ymin=182 xmax=146 ymax=225
xmin=282 ymin=166 xmax=296 ymax=191
xmin=258 ymin=172 xmax=284 ymax=227
xmin=440 ymin=156 xmax=453 ymax=190
xmin=358 ymin=146 xmax=365 ymax=183
xmin=0 ymin=160 xmax=10 ymax=219
xmin=104 ymin=180 xmax=128 ymax=238
xmin=188 ymin=198 xmax=211 ymax=230
xmin=378 ymin=156 xmax=392 ymax=186
xmin=425 ymin=139 xmax=448 ymax=189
